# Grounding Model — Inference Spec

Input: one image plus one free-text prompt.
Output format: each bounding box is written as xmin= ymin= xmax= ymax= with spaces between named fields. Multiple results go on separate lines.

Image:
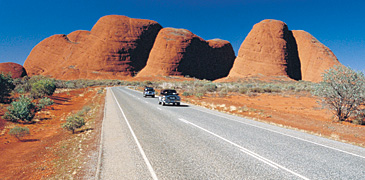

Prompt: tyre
xmin=177 ymin=102 xmax=180 ymax=106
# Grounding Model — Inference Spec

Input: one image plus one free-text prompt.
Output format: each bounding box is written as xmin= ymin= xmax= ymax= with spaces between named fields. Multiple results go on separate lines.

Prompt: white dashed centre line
xmin=177 ymin=118 xmax=309 ymax=180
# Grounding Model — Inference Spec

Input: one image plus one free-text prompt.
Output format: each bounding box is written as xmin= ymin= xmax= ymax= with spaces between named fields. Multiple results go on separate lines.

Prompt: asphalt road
xmin=98 ymin=86 xmax=365 ymax=180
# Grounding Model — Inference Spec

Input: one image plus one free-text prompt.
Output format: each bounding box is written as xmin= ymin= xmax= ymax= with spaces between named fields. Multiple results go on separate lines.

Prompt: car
xmin=143 ymin=87 xmax=155 ymax=98
xmin=158 ymin=89 xmax=181 ymax=106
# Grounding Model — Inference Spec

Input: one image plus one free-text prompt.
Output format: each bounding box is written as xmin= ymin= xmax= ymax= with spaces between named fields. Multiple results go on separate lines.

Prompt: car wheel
xmin=177 ymin=102 xmax=180 ymax=106
xmin=152 ymin=95 xmax=155 ymax=98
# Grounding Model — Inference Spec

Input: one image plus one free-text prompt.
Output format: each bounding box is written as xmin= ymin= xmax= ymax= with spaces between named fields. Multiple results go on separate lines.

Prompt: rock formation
xmin=136 ymin=28 xmax=235 ymax=80
xmin=0 ymin=62 xmax=27 ymax=78
xmin=23 ymin=15 xmax=340 ymax=82
xmin=24 ymin=15 xmax=162 ymax=80
xmin=292 ymin=30 xmax=340 ymax=82
xmin=227 ymin=19 xmax=341 ymax=82
xmin=228 ymin=19 xmax=301 ymax=80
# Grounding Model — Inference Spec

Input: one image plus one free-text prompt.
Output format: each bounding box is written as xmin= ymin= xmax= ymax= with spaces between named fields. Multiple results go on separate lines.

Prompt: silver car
xmin=158 ymin=89 xmax=180 ymax=106
xmin=143 ymin=87 xmax=155 ymax=98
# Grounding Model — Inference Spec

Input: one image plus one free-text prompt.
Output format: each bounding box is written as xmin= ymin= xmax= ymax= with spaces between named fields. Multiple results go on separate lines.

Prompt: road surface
xmin=97 ymin=86 xmax=365 ymax=179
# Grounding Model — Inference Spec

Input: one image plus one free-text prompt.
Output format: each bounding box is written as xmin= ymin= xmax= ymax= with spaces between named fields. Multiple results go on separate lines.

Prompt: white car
xmin=158 ymin=89 xmax=180 ymax=106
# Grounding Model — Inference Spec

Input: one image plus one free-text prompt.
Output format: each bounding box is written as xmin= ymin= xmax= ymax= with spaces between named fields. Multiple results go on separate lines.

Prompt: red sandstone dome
xmin=23 ymin=15 xmax=341 ymax=82
xmin=0 ymin=62 xmax=27 ymax=78
xmin=292 ymin=30 xmax=341 ymax=82
xmin=136 ymin=28 xmax=235 ymax=80
xmin=228 ymin=19 xmax=301 ymax=80
xmin=227 ymin=19 xmax=341 ymax=82
xmin=24 ymin=15 xmax=162 ymax=80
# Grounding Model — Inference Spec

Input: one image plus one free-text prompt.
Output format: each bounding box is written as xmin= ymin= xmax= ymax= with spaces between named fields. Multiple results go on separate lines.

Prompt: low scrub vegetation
xmin=134 ymin=79 xmax=315 ymax=98
xmin=62 ymin=115 xmax=85 ymax=134
xmin=8 ymin=126 xmax=30 ymax=141
xmin=3 ymin=95 xmax=37 ymax=123
xmin=62 ymin=106 xmax=91 ymax=134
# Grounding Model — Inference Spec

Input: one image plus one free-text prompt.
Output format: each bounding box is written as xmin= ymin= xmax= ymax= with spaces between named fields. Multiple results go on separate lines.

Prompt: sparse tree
xmin=314 ymin=65 xmax=365 ymax=122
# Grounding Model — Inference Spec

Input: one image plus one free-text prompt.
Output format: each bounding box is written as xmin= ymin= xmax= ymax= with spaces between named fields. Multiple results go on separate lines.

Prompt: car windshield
xmin=146 ymin=87 xmax=154 ymax=91
xmin=162 ymin=90 xmax=177 ymax=95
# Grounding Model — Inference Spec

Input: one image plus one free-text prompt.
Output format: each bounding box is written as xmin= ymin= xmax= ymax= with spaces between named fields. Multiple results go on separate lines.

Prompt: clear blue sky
xmin=0 ymin=0 xmax=364 ymax=71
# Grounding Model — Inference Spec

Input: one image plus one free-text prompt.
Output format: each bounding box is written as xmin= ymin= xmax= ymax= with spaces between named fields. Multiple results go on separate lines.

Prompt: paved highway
xmin=97 ymin=86 xmax=365 ymax=179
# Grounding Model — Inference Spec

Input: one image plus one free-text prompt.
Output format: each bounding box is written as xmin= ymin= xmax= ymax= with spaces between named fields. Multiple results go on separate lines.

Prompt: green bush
xmin=203 ymin=83 xmax=217 ymax=92
xmin=9 ymin=126 xmax=30 ymax=141
xmin=195 ymin=93 xmax=204 ymax=99
xmin=239 ymin=87 xmax=249 ymax=94
xmin=3 ymin=95 xmax=36 ymax=123
xmin=62 ymin=115 xmax=85 ymax=134
xmin=76 ymin=106 xmax=91 ymax=117
xmin=37 ymin=97 xmax=54 ymax=111
xmin=97 ymin=88 xmax=104 ymax=94
xmin=314 ymin=66 xmax=365 ymax=122
xmin=0 ymin=73 xmax=15 ymax=102
xmin=30 ymin=78 xmax=56 ymax=98
xmin=182 ymin=92 xmax=193 ymax=96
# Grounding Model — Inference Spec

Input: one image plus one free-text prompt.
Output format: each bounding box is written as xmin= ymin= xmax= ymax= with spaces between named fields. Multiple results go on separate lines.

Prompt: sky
xmin=0 ymin=0 xmax=364 ymax=71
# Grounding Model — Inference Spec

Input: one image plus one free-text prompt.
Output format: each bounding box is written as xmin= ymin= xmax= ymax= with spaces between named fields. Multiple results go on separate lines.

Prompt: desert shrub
xmin=54 ymin=79 xmax=125 ymax=89
xmin=203 ymin=83 xmax=217 ymax=92
xmin=76 ymin=106 xmax=91 ymax=117
xmin=62 ymin=115 xmax=85 ymax=134
xmin=218 ymin=89 xmax=228 ymax=97
xmin=97 ymin=88 xmax=104 ymax=94
xmin=0 ymin=73 xmax=15 ymax=102
xmin=182 ymin=92 xmax=193 ymax=96
xmin=30 ymin=78 xmax=56 ymax=98
xmin=3 ymin=95 xmax=36 ymax=123
xmin=36 ymin=97 xmax=54 ymax=111
xmin=9 ymin=126 xmax=30 ymax=141
xmin=239 ymin=87 xmax=250 ymax=94
xmin=251 ymin=87 xmax=265 ymax=93
xmin=13 ymin=76 xmax=31 ymax=93
xmin=142 ymin=81 xmax=153 ymax=87
xmin=195 ymin=93 xmax=204 ymax=99
xmin=314 ymin=66 xmax=365 ymax=122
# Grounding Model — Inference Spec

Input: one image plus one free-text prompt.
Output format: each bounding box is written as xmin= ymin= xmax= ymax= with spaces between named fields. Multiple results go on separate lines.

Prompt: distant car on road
xmin=143 ymin=87 xmax=155 ymax=98
xmin=158 ymin=89 xmax=180 ymax=106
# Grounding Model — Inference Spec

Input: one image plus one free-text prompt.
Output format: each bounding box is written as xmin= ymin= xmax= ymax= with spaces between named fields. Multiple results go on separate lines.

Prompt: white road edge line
xmin=178 ymin=118 xmax=310 ymax=180
xmin=111 ymin=88 xmax=159 ymax=180
xmin=194 ymin=107 xmax=365 ymax=159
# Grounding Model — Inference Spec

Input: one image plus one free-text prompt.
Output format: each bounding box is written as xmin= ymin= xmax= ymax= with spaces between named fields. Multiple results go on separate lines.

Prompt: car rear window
xmin=162 ymin=90 xmax=177 ymax=95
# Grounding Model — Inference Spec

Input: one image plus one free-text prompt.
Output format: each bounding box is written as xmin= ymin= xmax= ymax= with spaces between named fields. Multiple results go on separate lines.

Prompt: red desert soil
xmin=0 ymin=88 xmax=105 ymax=179
xmin=185 ymin=93 xmax=365 ymax=147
